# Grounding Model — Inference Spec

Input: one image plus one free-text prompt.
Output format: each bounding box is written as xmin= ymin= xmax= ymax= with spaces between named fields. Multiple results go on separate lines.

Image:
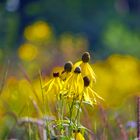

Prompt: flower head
xmin=83 ymin=76 xmax=104 ymax=105
xmin=60 ymin=61 xmax=73 ymax=81
xmin=63 ymin=66 xmax=84 ymax=99
xmin=43 ymin=72 xmax=63 ymax=99
xmin=74 ymin=52 xmax=96 ymax=83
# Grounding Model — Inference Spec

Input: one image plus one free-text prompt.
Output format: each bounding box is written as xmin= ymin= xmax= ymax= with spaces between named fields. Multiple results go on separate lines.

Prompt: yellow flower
xmin=83 ymin=76 xmax=104 ymax=105
xmin=63 ymin=67 xmax=84 ymax=99
xmin=18 ymin=43 xmax=38 ymax=61
xmin=74 ymin=52 xmax=96 ymax=83
xmin=73 ymin=131 xmax=85 ymax=140
xmin=43 ymin=72 xmax=63 ymax=99
xmin=24 ymin=21 xmax=52 ymax=42
xmin=60 ymin=61 xmax=73 ymax=81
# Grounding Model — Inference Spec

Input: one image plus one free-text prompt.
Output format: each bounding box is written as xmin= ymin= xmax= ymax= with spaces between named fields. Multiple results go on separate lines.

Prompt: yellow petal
xmin=43 ymin=79 xmax=55 ymax=93
xmin=88 ymin=87 xmax=104 ymax=104
xmin=75 ymin=132 xmax=85 ymax=140
xmin=81 ymin=63 xmax=96 ymax=82
xmin=77 ymin=74 xmax=84 ymax=94
xmin=73 ymin=61 xmax=82 ymax=70
xmin=84 ymin=88 xmax=96 ymax=105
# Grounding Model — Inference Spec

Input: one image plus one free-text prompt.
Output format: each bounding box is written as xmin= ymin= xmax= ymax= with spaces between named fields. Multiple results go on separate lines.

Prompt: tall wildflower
xmin=63 ymin=66 xmax=84 ymax=99
xmin=41 ymin=51 xmax=104 ymax=139
xmin=43 ymin=72 xmax=63 ymax=99
xmin=74 ymin=52 xmax=96 ymax=83
xmin=83 ymin=76 xmax=103 ymax=105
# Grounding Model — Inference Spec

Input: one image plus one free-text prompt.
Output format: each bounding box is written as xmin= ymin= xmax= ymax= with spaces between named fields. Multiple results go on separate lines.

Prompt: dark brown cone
xmin=83 ymin=76 xmax=90 ymax=87
xmin=53 ymin=72 xmax=59 ymax=77
xmin=82 ymin=52 xmax=90 ymax=62
xmin=74 ymin=66 xmax=81 ymax=73
xmin=64 ymin=61 xmax=73 ymax=72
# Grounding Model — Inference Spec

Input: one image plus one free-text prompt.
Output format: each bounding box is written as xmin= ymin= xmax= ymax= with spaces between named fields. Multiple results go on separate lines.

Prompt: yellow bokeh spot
xmin=94 ymin=54 xmax=140 ymax=108
xmin=18 ymin=43 xmax=38 ymax=61
xmin=24 ymin=21 xmax=52 ymax=42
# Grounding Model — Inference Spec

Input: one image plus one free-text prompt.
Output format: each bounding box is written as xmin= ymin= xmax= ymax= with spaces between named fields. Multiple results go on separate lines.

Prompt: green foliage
xmin=103 ymin=22 xmax=140 ymax=58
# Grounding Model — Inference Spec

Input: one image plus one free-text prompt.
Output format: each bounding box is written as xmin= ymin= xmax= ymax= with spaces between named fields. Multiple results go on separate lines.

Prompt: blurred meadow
xmin=0 ymin=0 xmax=140 ymax=140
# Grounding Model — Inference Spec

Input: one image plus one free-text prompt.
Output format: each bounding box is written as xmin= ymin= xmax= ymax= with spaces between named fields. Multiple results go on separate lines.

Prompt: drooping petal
xmin=88 ymin=87 xmax=104 ymax=104
xmin=63 ymin=72 xmax=84 ymax=98
xmin=43 ymin=77 xmax=63 ymax=97
xmin=84 ymin=88 xmax=96 ymax=105
xmin=73 ymin=61 xmax=82 ymax=70
xmin=43 ymin=79 xmax=54 ymax=88
xmin=43 ymin=79 xmax=55 ymax=94
xmin=77 ymin=74 xmax=84 ymax=94
xmin=80 ymin=63 xmax=96 ymax=83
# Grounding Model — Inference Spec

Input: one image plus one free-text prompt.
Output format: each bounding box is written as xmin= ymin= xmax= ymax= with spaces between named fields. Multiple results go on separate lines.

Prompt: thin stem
xmin=39 ymin=70 xmax=46 ymax=115
xmin=74 ymin=93 xmax=84 ymax=128
xmin=27 ymin=102 xmax=32 ymax=140
xmin=68 ymin=97 xmax=76 ymax=136
xmin=0 ymin=60 xmax=9 ymax=95
xmin=116 ymin=115 xmax=128 ymax=140
xmin=60 ymin=95 xmax=64 ymax=120
xmin=60 ymin=95 xmax=65 ymax=135
xmin=39 ymin=70 xmax=51 ymax=139
xmin=69 ymin=97 xmax=75 ymax=125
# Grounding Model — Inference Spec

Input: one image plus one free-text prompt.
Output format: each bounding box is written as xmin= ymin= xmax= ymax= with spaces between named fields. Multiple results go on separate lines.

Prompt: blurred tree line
xmin=0 ymin=0 xmax=140 ymax=60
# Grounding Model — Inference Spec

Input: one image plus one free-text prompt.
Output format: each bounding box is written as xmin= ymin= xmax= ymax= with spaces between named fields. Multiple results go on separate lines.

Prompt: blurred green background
xmin=0 ymin=0 xmax=140 ymax=60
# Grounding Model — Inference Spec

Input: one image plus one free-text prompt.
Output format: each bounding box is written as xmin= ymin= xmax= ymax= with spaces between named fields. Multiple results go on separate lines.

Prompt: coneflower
xmin=60 ymin=61 xmax=73 ymax=81
xmin=83 ymin=76 xmax=103 ymax=105
xmin=74 ymin=52 xmax=96 ymax=83
xmin=63 ymin=66 xmax=84 ymax=99
xmin=43 ymin=72 xmax=63 ymax=99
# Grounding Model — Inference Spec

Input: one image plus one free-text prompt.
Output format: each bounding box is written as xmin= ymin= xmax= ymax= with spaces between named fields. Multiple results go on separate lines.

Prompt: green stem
xmin=69 ymin=97 xmax=75 ymax=125
xmin=61 ymin=97 xmax=64 ymax=120
xmin=68 ymin=97 xmax=77 ymax=137
xmin=39 ymin=70 xmax=50 ymax=139
xmin=60 ymin=96 xmax=64 ymax=135
xmin=74 ymin=93 xmax=84 ymax=128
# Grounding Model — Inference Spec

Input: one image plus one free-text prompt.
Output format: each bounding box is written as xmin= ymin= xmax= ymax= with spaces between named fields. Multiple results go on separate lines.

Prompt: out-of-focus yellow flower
xmin=63 ymin=67 xmax=84 ymax=99
xmin=43 ymin=72 xmax=63 ymax=99
xmin=74 ymin=52 xmax=96 ymax=83
xmin=83 ymin=76 xmax=104 ymax=106
xmin=73 ymin=131 xmax=85 ymax=140
xmin=94 ymin=54 xmax=140 ymax=107
xmin=24 ymin=21 xmax=52 ymax=42
xmin=0 ymin=77 xmax=41 ymax=117
xmin=60 ymin=61 xmax=73 ymax=81
xmin=18 ymin=43 xmax=38 ymax=61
